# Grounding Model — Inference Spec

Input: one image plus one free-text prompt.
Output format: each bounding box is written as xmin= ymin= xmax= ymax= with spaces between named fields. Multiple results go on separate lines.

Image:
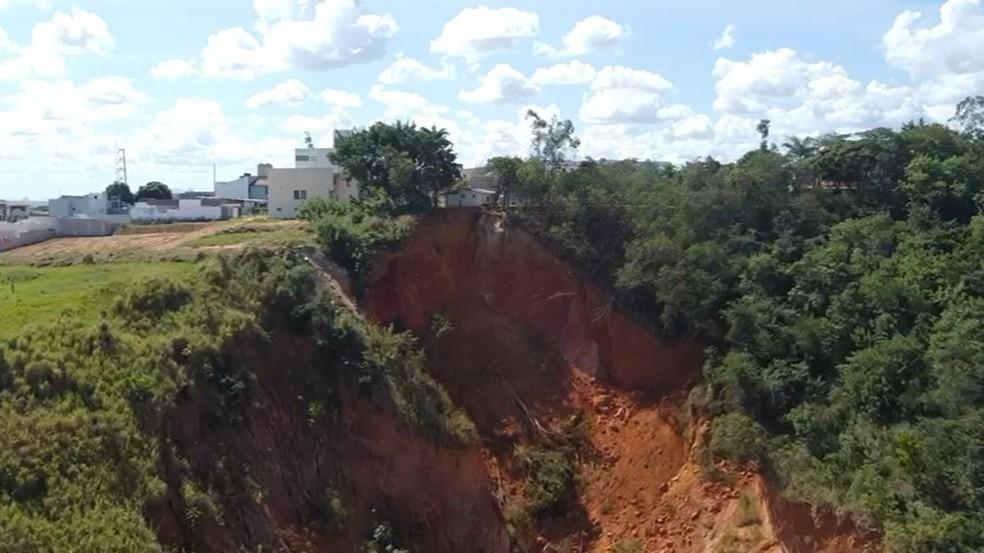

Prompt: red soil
xmin=366 ymin=209 xmax=878 ymax=553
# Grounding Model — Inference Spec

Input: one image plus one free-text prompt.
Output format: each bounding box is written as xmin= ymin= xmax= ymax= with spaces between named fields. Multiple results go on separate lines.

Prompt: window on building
xmin=293 ymin=190 xmax=308 ymax=200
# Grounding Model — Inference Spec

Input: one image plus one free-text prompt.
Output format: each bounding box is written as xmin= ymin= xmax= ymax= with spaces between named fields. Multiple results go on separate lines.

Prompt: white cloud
xmin=188 ymin=0 xmax=398 ymax=81
xmin=712 ymin=48 xmax=924 ymax=138
xmin=883 ymin=0 xmax=984 ymax=76
xmin=150 ymin=59 xmax=198 ymax=80
xmin=370 ymin=84 xmax=452 ymax=124
xmin=430 ymin=5 xmax=539 ymax=65
xmin=535 ymin=15 xmax=625 ymax=57
xmin=320 ymin=88 xmax=361 ymax=109
xmin=531 ymin=60 xmax=596 ymax=85
xmin=591 ymin=65 xmax=673 ymax=91
xmin=31 ymin=7 xmax=113 ymax=55
xmin=672 ymin=113 xmax=714 ymax=139
xmin=378 ymin=54 xmax=455 ymax=84
xmin=0 ymin=76 xmax=148 ymax=139
xmin=581 ymin=89 xmax=668 ymax=124
xmin=0 ymin=7 xmax=112 ymax=80
xmin=262 ymin=1 xmax=397 ymax=70
xmin=882 ymin=0 xmax=984 ymax=109
xmin=275 ymin=88 xmax=360 ymax=141
xmin=201 ymin=27 xmax=267 ymax=80
xmin=137 ymin=99 xmax=296 ymax=169
xmin=459 ymin=64 xmax=540 ymax=104
xmin=246 ymin=79 xmax=310 ymax=109
xmin=580 ymin=65 xmax=676 ymax=124
xmin=713 ymin=24 xmax=736 ymax=50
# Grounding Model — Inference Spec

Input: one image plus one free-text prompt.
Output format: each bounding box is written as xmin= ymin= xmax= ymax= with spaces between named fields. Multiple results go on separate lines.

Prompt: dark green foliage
xmin=330 ymin=121 xmax=461 ymax=213
xmin=709 ymin=413 xmax=768 ymax=464
xmin=300 ymin=194 xmax=414 ymax=282
xmin=507 ymin=102 xmax=984 ymax=550
xmin=363 ymin=521 xmax=410 ymax=553
xmin=105 ymin=181 xmax=135 ymax=205
xmin=0 ymin=247 xmax=473 ymax=551
xmin=135 ymin=181 xmax=172 ymax=201
xmin=515 ymin=444 xmax=575 ymax=515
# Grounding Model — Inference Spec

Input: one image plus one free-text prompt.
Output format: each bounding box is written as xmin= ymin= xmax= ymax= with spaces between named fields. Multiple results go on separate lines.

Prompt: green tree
xmin=105 ymin=181 xmax=135 ymax=205
xmin=951 ymin=95 xmax=984 ymax=139
xmin=757 ymin=119 xmax=771 ymax=151
xmin=487 ymin=156 xmax=523 ymax=210
xmin=135 ymin=181 xmax=172 ymax=201
xmin=526 ymin=109 xmax=580 ymax=170
xmin=330 ymin=121 xmax=461 ymax=213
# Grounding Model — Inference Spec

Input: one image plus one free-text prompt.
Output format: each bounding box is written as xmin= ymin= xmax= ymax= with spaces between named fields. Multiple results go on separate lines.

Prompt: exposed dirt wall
xmin=367 ymin=209 xmax=703 ymax=392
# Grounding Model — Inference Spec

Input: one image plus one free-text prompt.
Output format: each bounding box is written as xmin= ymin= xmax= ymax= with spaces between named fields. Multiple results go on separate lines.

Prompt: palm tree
xmin=782 ymin=136 xmax=819 ymax=160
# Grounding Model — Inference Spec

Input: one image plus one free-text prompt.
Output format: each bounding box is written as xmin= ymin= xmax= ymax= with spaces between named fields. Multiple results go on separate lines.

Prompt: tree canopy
xmin=105 ymin=181 xmax=135 ymax=205
xmin=499 ymin=107 xmax=984 ymax=551
xmin=329 ymin=121 xmax=461 ymax=213
xmin=135 ymin=181 xmax=172 ymax=201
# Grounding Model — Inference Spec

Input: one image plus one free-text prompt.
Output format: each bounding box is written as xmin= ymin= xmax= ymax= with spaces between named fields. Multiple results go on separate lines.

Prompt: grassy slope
xmin=0 ymin=262 xmax=197 ymax=339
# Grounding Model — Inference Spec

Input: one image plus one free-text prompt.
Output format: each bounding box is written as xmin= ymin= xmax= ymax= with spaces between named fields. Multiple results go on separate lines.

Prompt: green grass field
xmin=0 ymin=262 xmax=197 ymax=339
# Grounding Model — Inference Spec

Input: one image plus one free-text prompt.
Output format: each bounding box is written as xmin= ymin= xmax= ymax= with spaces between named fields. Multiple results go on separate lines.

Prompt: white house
xmin=131 ymin=199 xmax=241 ymax=223
xmin=214 ymin=163 xmax=271 ymax=201
xmin=443 ymin=187 xmax=496 ymax=208
xmin=49 ymin=192 xmax=108 ymax=218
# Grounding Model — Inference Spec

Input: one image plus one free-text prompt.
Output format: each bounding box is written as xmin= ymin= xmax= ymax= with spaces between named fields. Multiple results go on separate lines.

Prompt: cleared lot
xmin=0 ymin=219 xmax=313 ymax=266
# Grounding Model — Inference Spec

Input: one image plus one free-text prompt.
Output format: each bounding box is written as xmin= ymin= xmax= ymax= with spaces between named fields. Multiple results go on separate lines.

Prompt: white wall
xmin=294 ymin=148 xmax=335 ymax=168
xmin=268 ymin=167 xmax=336 ymax=219
xmin=49 ymin=192 xmax=108 ymax=218
xmin=0 ymin=218 xmax=57 ymax=251
xmin=214 ymin=176 xmax=250 ymax=200
xmin=445 ymin=189 xmax=494 ymax=207
xmin=131 ymin=200 xmax=225 ymax=222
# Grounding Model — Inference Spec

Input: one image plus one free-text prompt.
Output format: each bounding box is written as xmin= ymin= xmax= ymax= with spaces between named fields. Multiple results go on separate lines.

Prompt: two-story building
xmin=267 ymin=142 xmax=360 ymax=219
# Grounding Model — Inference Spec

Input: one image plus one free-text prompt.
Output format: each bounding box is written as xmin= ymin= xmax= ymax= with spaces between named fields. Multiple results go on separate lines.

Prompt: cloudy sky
xmin=0 ymin=0 xmax=982 ymax=199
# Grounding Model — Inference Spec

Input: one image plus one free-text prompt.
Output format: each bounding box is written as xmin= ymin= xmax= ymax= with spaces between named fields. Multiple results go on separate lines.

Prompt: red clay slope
xmin=365 ymin=209 xmax=879 ymax=553
xmin=367 ymin=209 xmax=703 ymax=392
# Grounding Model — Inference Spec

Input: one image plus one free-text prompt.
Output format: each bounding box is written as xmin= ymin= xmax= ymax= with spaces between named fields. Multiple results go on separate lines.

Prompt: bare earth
xmin=0 ymin=219 xmax=308 ymax=265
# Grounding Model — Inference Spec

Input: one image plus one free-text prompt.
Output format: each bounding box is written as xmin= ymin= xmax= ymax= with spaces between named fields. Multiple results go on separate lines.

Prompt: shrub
xmin=709 ymin=412 xmax=768 ymax=464
xmin=113 ymin=277 xmax=192 ymax=318
xmin=515 ymin=444 xmax=575 ymax=515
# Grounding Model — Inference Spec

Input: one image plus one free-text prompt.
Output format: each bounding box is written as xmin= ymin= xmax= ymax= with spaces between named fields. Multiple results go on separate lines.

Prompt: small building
xmin=131 ymin=198 xmax=241 ymax=223
xmin=443 ymin=187 xmax=496 ymax=208
xmin=214 ymin=163 xmax=271 ymax=201
xmin=0 ymin=201 xmax=30 ymax=222
xmin=48 ymin=192 xmax=108 ymax=218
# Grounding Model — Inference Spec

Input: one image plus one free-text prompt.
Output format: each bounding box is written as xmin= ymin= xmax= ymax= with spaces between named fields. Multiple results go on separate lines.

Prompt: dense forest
xmin=306 ymin=97 xmax=984 ymax=552
xmin=497 ymin=106 xmax=984 ymax=552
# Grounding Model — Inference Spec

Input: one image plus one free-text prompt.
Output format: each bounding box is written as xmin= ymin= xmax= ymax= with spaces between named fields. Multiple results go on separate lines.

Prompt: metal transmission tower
xmin=115 ymin=148 xmax=128 ymax=186
xmin=110 ymin=147 xmax=129 ymax=211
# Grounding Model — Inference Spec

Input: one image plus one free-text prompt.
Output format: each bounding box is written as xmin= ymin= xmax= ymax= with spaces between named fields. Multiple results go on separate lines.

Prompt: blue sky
xmin=0 ymin=0 xmax=981 ymax=199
